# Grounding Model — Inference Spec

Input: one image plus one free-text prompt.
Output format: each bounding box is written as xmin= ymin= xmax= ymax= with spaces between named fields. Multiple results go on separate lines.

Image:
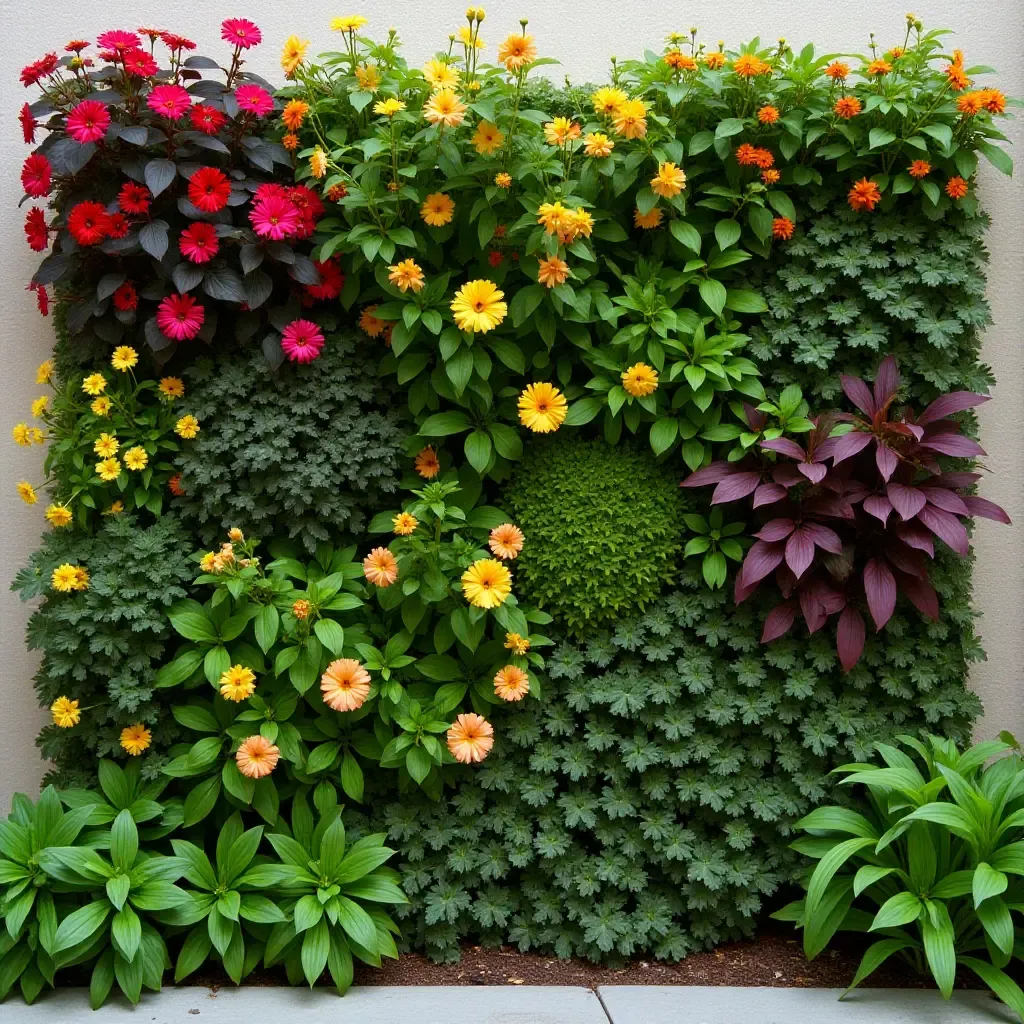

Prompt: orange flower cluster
xmin=735 ymin=143 xmax=774 ymax=169
xmin=957 ymin=89 xmax=1006 ymax=115
xmin=733 ymin=53 xmax=771 ymax=77
xmin=664 ymin=49 xmax=698 ymax=71
xmin=848 ymin=177 xmax=882 ymax=212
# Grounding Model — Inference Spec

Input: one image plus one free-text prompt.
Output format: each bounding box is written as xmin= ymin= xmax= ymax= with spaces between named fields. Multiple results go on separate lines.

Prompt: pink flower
xmin=249 ymin=195 xmax=300 ymax=239
xmin=253 ymin=182 xmax=290 ymax=203
xmin=281 ymin=320 xmax=325 ymax=363
xmin=21 ymin=154 xmax=51 ymax=197
xmin=65 ymin=100 xmax=111 ymax=144
xmin=156 ymin=293 xmax=205 ymax=341
xmin=20 ymin=103 xmax=37 ymax=144
xmin=121 ymin=48 xmax=158 ymax=77
xmin=179 ymin=222 xmax=219 ymax=263
xmin=147 ymin=84 xmax=192 ymax=119
xmin=234 ymin=84 xmax=274 ymax=118
xmin=160 ymin=32 xmax=196 ymax=52
xmin=221 ymin=18 xmax=262 ymax=48
xmin=96 ymin=30 xmax=140 ymax=51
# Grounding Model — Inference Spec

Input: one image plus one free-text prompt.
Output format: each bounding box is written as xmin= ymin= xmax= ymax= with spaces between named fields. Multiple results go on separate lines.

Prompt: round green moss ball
xmin=505 ymin=437 xmax=686 ymax=631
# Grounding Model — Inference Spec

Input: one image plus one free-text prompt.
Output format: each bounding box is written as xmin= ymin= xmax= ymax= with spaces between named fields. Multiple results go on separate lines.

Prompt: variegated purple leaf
xmin=830 ymin=430 xmax=874 ymax=465
xmin=885 ymin=540 xmax=927 ymax=578
xmin=919 ymin=486 xmax=969 ymax=517
xmin=916 ymin=505 xmax=969 ymax=557
xmin=799 ymin=586 xmax=828 ymax=634
xmin=875 ymin=444 xmax=899 ymax=481
xmin=933 ymin=471 xmax=981 ymax=489
xmin=712 ymin=472 xmax=762 ymax=504
xmin=840 ymin=374 xmax=876 ymax=418
xmin=886 ymin=482 xmax=927 ymax=522
xmin=772 ymin=464 xmax=805 ymax=487
xmin=755 ymin=518 xmax=797 ymax=542
xmin=872 ymin=356 xmax=900 ymax=412
xmin=753 ymin=482 xmax=788 ymax=508
xmin=863 ymin=494 xmax=893 ymax=525
xmin=836 ymin=606 xmax=866 ymax=673
xmin=916 ymin=390 xmax=989 ymax=426
xmin=961 ymin=495 xmax=1012 ymax=524
xmin=761 ymin=438 xmax=806 ymax=460
xmin=761 ymin=601 xmax=797 ymax=643
xmin=784 ymin=527 xmax=816 ymax=579
xmin=863 ymin=557 xmax=896 ymax=630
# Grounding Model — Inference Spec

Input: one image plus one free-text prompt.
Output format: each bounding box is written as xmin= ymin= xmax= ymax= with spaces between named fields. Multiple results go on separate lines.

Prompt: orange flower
xmin=537 ymin=254 xmax=570 ymax=289
xmin=359 ymin=305 xmax=388 ymax=337
xmin=415 ymin=445 xmax=441 ymax=479
xmin=957 ymin=92 xmax=985 ymax=115
xmin=848 ymin=178 xmax=882 ymax=212
xmin=543 ymin=117 xmax=581 ymax=146
xmin=824 ymin=61 xmax=849 ymax=80
xmin=908 ymin=160 xmax=931 ymax=179
xmin=945 ymin=63 xmax=970 ymax=90
xmin=494 ymin=665 xmax=530 ymax=702
xmin=771 ymin=216 xmax=795 ymax=240
xmin=424 ymin=88 xmax=467 ymax=128
xmin=236 ymin=735 xmax=280 ymax=778
xmin=119 ymin=724 xmax=151 ymax=756
xmin=321 ymin=658 xmax=372 ymax=712
xmin=363 ymin=547 xmax=398 ymax=587
xmin=420 ymin=191 xmax=455 ymax=226
xmin=664 ymin=50 xmax=697 ymax=71
xmin=866 ymin=59 xmax=892 ymax=76
xmin=282 ymin=132 xmax=300 ymax=151
xmin=611 ymin=98 xmax=647 ymax=140
xmin=834 ymin=96 xmax=862 ymax=119
xmin=634 ymin=206 xmax=664 ymax=230
xmin=703 ymin=51 xmax=726 ymax=70
xmin=281 ymin=99 xmax=310 ymax=131
xmin=945 ymin=176 xmax=969 ymax=200
xmin=981 ymin=89 xmax=1006 ymax=114
xmin=757 ymin=105 xmax=780 ymax=124
xmin=650 ymin=161 xmax=686 ymax=198
xmin=497 ymin=33 xmax=536 ymax=72
xmin=751 ymin=148 xmax=774 ymax=169
xmin=292 ymin=599 xmax=311 ymax=620
xmin=446 ymin=713 xmax=494 ymax=763
xmin=733 ymin=54 xmax=769 ymax=77
xmin=761 ymin=169 xmax=781 ymax=185
xmin=735 ymin=143 xmax=758 ymax=166
xmin=583 ymin=132 xmax=614 ymax=158
xmin=489 ymin=523 xmax=524 ymax=560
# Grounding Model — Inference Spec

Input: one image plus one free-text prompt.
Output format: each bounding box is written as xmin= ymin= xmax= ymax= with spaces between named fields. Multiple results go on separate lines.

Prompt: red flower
xmin=253 ymin=182 xmax=290 ymax=203
xmin=488 ymin=250 xmax=504 ymax=267
xmin=179 ymin=222 xmax=219 ymax=263
xmin=21 ymin=154 xmax=51 ymax=197
xmin=121 ymin=48 xmax=158 ymax=77
xmin=187 ymin=167 xmax=231 ymax=213
xmin=64 ymin=40 xmax=90 ymax=53
xmin=160 ymin=32 xmax=196 ymax=51
xmin=945 ymin=176 xmax=969 ymax=200
xmin=118 ymin=182 xmax=151 ymax=214
xmin=137 ymin=27 xmax=165 ymax=41
xmin=771 ymin=216 xmax=795 ymax=240
xmin=106 ymin=212 xmax=130 ymax=239
xmin=20 ymin=54 xmax=58 ymax=87
xmin=249 ymin=195 xmax=300 ymax=239
xmin=221 ymin=18 xmax=262 ymax=49
xmin=156 ymin=293 xmax=205 ymax=341
xmin=235 ymin=84 xmax=274 ymax=117
xmin=189 ymin=104 xmax=227 ymax=135
xmin=19 ymin=103 xmax=37 ymax=144
xmin=305 ymin=258 xmax=344 ymax=301
xmin=67 ymin=202 xmax=110 ymax=246
xmin=113 ymin=282 xmax=138 ymax=311
xmin=96 ymin=30 xmax=139 ymax=51
xmin=168 ymin=473 xmax=185 ymax=496
xmin=65 ymin=100 xmax=111 ymax=144
xmin=147 ymin=84 xmax=191 ymax=119
xmin=29 ymin=283 xmax=49 ymax=316
xmin=281 ymin=319 xmax=325 ymax=363
xmin=287 ymin=185 xmax=325 ymax=221
xmin=24 ymin=208 xmax=49 ymax=251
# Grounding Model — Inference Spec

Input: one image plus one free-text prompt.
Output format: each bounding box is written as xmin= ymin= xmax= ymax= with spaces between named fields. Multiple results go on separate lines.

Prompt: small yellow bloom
xmin=17 ymin=481 xmax=38 ymax=505
xmin=583 ymin=132 xmax=614 ymax=158
xmin=292 ymin=598 xmax=311 ymax=620
xmin=281 ymin=98 xmax=310 ymax=131
xmin=159 ymin=377 xmax=185 ymax=400
xmin=622 ymin=362 xmax=659 ymax=397
xmin=543 ymin=117 xmax=581 ymax=147
xmin=457 ymin=25 xmax=484 ymax=49
xmin=82 ymin=373 xmax=107 ymax=396
xmin=228 ymin=527 xmax=244 ymax=542
xmin=374 ymin=97 xmax=405 ymax=117
xmin=504 ymin=631 xmax=531 ymax=655
xmin=518 ymin=382 xmax=568 ymax=433
xmin=219 ymin=664 xmax=257 ymax=702
xmin=388 ymin=258 xmax=425 ymax=293
xmin=52 ymin=563 xmax=88 ymax=592
xmin=354 ymin=63 xmax=381 ymax=92
xmin=111 ymin=346 xmax=138 ymax=372
xmin=280 ymin=35 xmax=309 ymax=77
xmin=495 ymin=172 xmax=512 ymax=188
xmin=497 ymin=33 xmax=536 ymax=72
xmin=123 ymin=446 xmax=149 ymax=471
xmin=104 ymin=500 xmax=124 ymax=516
xmin=93 ymin=433 xmax=119 ymax=458
xmin=310 ymin=147 xmax=328 ymax=179
xmin=12 ymin=423 xmax=31 ymax=446
xmin=51 ymin=696 xmax=81 ymax=728
xmin=96 ymin=457 xmax=122 ymax=482
xmin=200 ymin=552 xmax=219 ymax=573
xmin=421 ymin=192 xmax=455 ymax=226
xmin=331 ymin=15 xmax=368 ymax=32
xmin=591 ymin=86 xmax=628 ymax=116
xmin=31 ymin=395 xmax=49 ymax=417
xmin=175 ymin=415 xmax=200 ymax=439
xmin=29 ymin=427 xmax=44 ymax=445
xmin=650 ymin=161 xmax=687 ymax=198
xmin=392 ymin=511 xmax=419 ymax=535
xmin=461 ymin=558 xmax=512 ymax=609
xmin=423 ymin=58 xmax=461 ymax=90
xmin=36 ymin=360 xmax=54 ymax=384
xmin=91 ymin=396 xmax=112 ymax=416
xmin=120 ymin=724 xmax=151 ymax=756
xmin=451 ymin=279 xmax=506 ymax=334
xmin=45 ymin=503 xmax=73 ymax=528
xmin=612 ymin=98 xmax=648 ymax=140
xmin=424 ymin=88 xmax=467 ymax=128
xmin=472 ymin=120 xmax=505 ymax=155
xmin=536 ymin=201 xmax=569 ymax=235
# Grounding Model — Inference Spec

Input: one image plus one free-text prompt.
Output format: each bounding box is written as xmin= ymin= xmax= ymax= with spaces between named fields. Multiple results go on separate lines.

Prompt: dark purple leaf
xmin=753 ymin=482 xmax=788 ymax=508
xmin=916 ymin=505 xmax=969 ymax=557
xmin=712 ymin=472 xmax=762 ymax=504
xmin=772 ymin=464 xmax=805 ymax=487
xmin=797 ymin=462 xmax=828 ymax=484
xmin=897 ymin=571 xmax=940 ymax=621
xmin=803 ymin=523 xmax=843 ymax=554
xmin=761 ymin=602 xmax=797 ymax=643
xmin=919 ymin=486 xmax=969 ymax=517
xmin=894 ymin=522 xmax=935 ymax=558
xmin=872 ymin=356 xmax=900 ymax=412
xmin=784 ymin=528 xmax=816 ymax=579
xmin=740 ymin=540 xmax=785 ymax=586
xmin=761 ymin=438 xmax=806 ymax=460
xmin=755 ymin=519 xmax=796 ymax=542
xmin=885 ymin=541 xmax=927 ymax=578
xmin=961 ymin=495 xmax=1012 ymax=524
xmin=840 ymin=374 xmax=876 ymax=418
xmin=863 ymin=495 xmax=894 ymax=525
xmin=837 ymin=607 xmax=866 ymax=673
xmin=887 ymin=483 xmax=927 ymax=522
xmin=798 ymin=581 xmax=835 ymax=634
xmin=830 ymin=431 xmax=874 ymax=465
xmin=934 ymin=471 xmax=981 ymax=489
xmin=863 ymin=557 xmax=897 ymax=631
xmin=919 ymin=433 xmax=987 ymax=458
xmin=916 ymin=391 xmax=989 ymax=426
xmin=875 ymin=444 xmax=899 ymax=481
xmin=681 ymin=461 xmax=733 ymax=488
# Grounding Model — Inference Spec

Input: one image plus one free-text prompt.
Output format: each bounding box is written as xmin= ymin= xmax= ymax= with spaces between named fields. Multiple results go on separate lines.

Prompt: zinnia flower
xmin=848 ymin=177 xmax=882 ymax=212
xmin=122 ymin=48 xmax=158 ymax=77
xmin=219 ymin=664 xmax=257 ymax=702
xmin=221 ymin=18 xmax=262 ymax=48
xmin=280 ymin=319 xmax=325 ymax=363
xmin=611 ymin=98 xmax=647 ymax=139
xmin=834 ymin=96 xmax=862 ymax=119
xmin=664 ymin=49 xmax=698 ymax=71
xmin=771 ymin=216 xmax=795 ymax=240
xmin=65 ymin=100 xmax=110 ymax=144
xmin=451 ymin=279 xmax=506 ymax=333
xmin=20 ymin=103 xmax=37 ymax=143
xmin=421 ymin=192 xmax=455 ymax=226
xmin=583 ymin=132 xmax=614 ymax=158
xmin=111 ymin=346 xmax=138 ymax=371
xmin=97 ymin=30 xmax=139 ymax=51
xmin=461 ymin=558 xmax=512 ymax=609
xmin=281 ymin=35 xmax=309 ymax=76
xmin=179 ymin=222 xmax=219 ymax=263
xmin=415 ymin=446 xmax=441 ymax=479
xmin=489 ymin=523 xmax=524 ymax=560
xmin=651 ymin=161 xmax=686 ymax=198
xmin=157 ymin=294 xmax=205 ymax=341
xmin=945 ymin=176 xmax=969 ymax=200
xmin=67 ymin=202 xmax=109 ymax=246
xmin=17 ymin=481 xmax=37 ymax=505
xmin=120 ymin=724 xmax=152 ymax=756
xmin=235 ymin=84 xmax=274 ymax=117
xmin=634 ymin=206 xmax=664 ymax=230
xmin=733 ymin=54 xmax=769 ymax=77
xmin=518 ymin=382 xmax=567 ymax=432
xmin=393 ymin=512 xmax=419 ymax=535
xmin=281 ymin=99 xmax=310 ymax=131
xmin=168 ymin=474 xmax=185 ymax=496
xmin=24 ymin=208 xmax=48 ymax=251
xmin=446 ymin=713 xmax=494 ymax=763
xmin=321 ymin=659 xmax=372 ymax=712
xmin=908 ymin=160 xmax=931 ymax=179
xmin=472 ymin=120 xmax=505 ymax=155
xmin=306 ymin=259 xmax=344 ymax=301
xmin=497 ymin=33 xmax=536 ymax=71
xmin=622 ymin=363 xmax=659 ymax=397
xmin=118 ymin=182 xmax=151 ymax=214
xmin=866 ymin=59 xmax=892 ymax=76
xmin=51 ymin=696 xmax=80 ymax=728
xmin=187 ymin=167 xmax=231 ymax=213
xmin=21 ymin=154 xmax=51 ymax=197
xmin=424 ymin=88 xmax=467 ymax=128
xmin=537 ymin=254 xmax=570 ymax=289
xmin=250 ymin=195 xmax=301 ymax=239
xmin=363 ymin=547 xmax=399 ymax=587
xmin=388 ymin=259 xmax=425 ymax=293
xmin=494 ymin=665 xmax=530 ymax=702
xmin=147 ymin=84 xmax=191 ymax=119
xmin=113 ymin=282 xmax=138 ymax=311
xmin=757 ymin=105 xmax=780 ymax=124
xmin=189 ymin=104 xmax=228 ymax=135
xmin=45 ymin=504 xmax=73 ymax=528
xmin=123 ymin=446 xmax=149 ymax=471
xmin=824 ymin=60 xmax=849 ymax=79
xmin=236 ymin=735 xmax=279 ymax=777
xmin=175 ymin=414 xmax=200 ymax=439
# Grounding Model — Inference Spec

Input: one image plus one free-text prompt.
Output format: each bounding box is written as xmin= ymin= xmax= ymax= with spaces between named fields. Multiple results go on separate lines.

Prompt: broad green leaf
xmin=921 ymin=900 xmax=956 ymax=998
xmin=53 ymin=901 xmax=111 ymax=954
xmin=869 ymin=891 xmax=922 ymax=931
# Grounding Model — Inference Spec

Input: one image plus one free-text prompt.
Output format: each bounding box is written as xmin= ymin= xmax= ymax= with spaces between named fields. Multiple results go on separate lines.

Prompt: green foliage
xmin=174 ymin=335 xmax=408 ymax=551
xmin=774 ymin=733 xmax=1024 ymax=1020
xmin=506 ymin=438 xmax=686 ymax=630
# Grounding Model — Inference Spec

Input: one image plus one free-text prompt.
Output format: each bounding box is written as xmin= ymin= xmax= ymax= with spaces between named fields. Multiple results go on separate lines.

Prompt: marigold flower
xmin=51 ymin=696 xmax=80 ymax=728
xmin=612 ymin=98 xmax=648 ymax=139
xmin=583 ymin=132 xmax=614 ymax=158
xmin=622 ymin=363 xmax=659 ymax=397
xmin=236 ymin=735 xmax=279 ymax=777
xmin=956 ymin=91 xmax=984 ymax=115
xmin=281 ymin=99 xmax=310 ymax=132
xmin=175 ymin=414 xmax=200 ymax=439
xmin=824 ymin=60 xmax=849 ymax=79
xmin=497 ymin=33 xmax=536 ymax=71
xmin=168 ymin=474 xmax=185 ymax=496
xmin=537 ymin=254 xmax=570 ymax=289
xmin=471 ymin=119 xmax=505 ymax=155
xmin=292 ymin=598 xmax=311 ymax=620
xmin=17 ymin=481 xmax=37 ymax=505
xmin=12 ymin=423 xmax=31 ymax=446
xmin=281 ymin=319 xmax=325 ymax=363
xmin=945 ymin=62 xmax=970 ymax=90
xmin=423 ymin=58 xmax=460 ymax=90
xmin=866 ymin=59 xmax=892 ymax=76
xmin=505 ymin=631 xmax=531 ymax=655
xmin=494 ymin=665 xmax=530 ymax=702
xmin=52 ymin=563 xmax=83 ymax=592
xmin=120 ymin=724 xmax=152 ymax=756
xmin=199 ymin=552 xmax=218 ymax=573
xmin=981 ymin=89 xmax=1006 ymax=114
xmin=634 ymin=206 xmax=664 ymax=230
xmin=834 ymin=96 xmax=862 ymax=119
xmin=733 ymin=54 xmax=769 ymax=77
xmin=447 ymin=713 xmax=494 ymax=763
xmin=703 ymin=51 xmax=727 ymax=70
xmin=159 ymin=376 xmax=185 ymax=399
xmin=124 ymin=446 xmax=149 ymax=471
xmin=219 ymin=664 xmax=257 ymax=702
xmin=651 ymin=161 xmax=686 ymax=198
xmin=757 ymin=105 xmax=780 ymax=124
xmin=91 ymin=397 xmax=112 ymax=416
xmin=66 ymin=100 xmax=110 ymax=144
xmin=664 ymin=49 xmax=698 ymax=71
xmin=45 ymin=504 xmax=73 ymax=528
xmin=518 ymin=382 xmax=567 ymax=432
xmin=374 ymin=97 xmax=405 ymax=118
xmin=591 ymin=87 xmax=627 ymax=116
xmin=772 ymin=216 xmax=795 ymax=240
xmin=93 ymin=432 xmax=120 ymax=458
xmin=82 ymin=373 xmax=107 ymax=396
xmin=421 ymin=192 xmax=455 ymax=226
xmin=424 ymin=88 xmax=467 ymax=128
xmin=388 ymin=259 xmax=426 ymax=294
xmin=908 ymin=160 xmax=931 ymax=179
xmin=489 ymin=523 xmax=524 ymax=560
xmin=415 ymin=446 xmax=441 ymax=479
xmin=762 ymin=169 xmax=781 ymax=185
xmin=321 ymin=658 xmax=372 ymax=712
xmin=282 ymin=133 xmax=300 ymax=151
xmin=451 ymin=279 xmax=506 ymax=333
xmin=280 ymin=34 xmax=309 ymax=76
xmin=848 ymin=177 xmax=882 ymax=212
xmin=494 ymin=172 xmax=513 ymax=188
xmin=536 ymin=201 xmax=568 ymax=235
xmin=945 ymin=176 xmax=969 ymax=200
xmin=31 ymin=395 xmax=49 ymax=417
xmin=543 ymin=117 xmax=581 ymax=147
xmin=331 ymin=15 xmax=368 ymax=32
xmin=36 ymin=360 xmax=54 ymax=384
xmin=363 ymin=547 xmax=399 ymax=587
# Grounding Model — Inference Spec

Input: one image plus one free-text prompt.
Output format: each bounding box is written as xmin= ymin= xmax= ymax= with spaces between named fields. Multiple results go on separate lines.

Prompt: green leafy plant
xmin=681 ymin=507 xmax=749 ymax=588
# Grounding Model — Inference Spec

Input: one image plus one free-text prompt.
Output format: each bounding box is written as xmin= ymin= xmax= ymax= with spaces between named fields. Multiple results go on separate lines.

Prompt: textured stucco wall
xmin=1 ymin=1 xmax=1021 ymax=811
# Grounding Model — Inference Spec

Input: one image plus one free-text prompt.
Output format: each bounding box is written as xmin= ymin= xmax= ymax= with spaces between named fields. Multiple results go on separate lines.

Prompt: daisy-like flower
xmin=20 ymin=103 xmax=37 ymax=144
xmin=489 ymin=523 xmax=524 ymax=560
xmin=583 ymin=132 xmax=614 ymax=158
xmin=168 ymin=474 xmax=185 ymax=496
xmin=634 ymin=206 xmax=664 ymax=229
xmin=733 ymin=54 xmax=769 ymax=77
xmin=834 ymin=96 xmax=862 ymax=119
xmin=97 ymin=30 xmax=139 ymax=51
xmin=423 ymin=58 xmax=461 ymax=90
xmin=120 ymin=724 xmax=152 ymax=756
xmin=111 ymin=345 xmax=138 ymax=372
xmin=945 ymin=176 xmax=969 ymax=199
xmin=451 ymin=279 xmax=506 ymax=333
xmin=537 ymin=254 xmax=570 ymax=289
xmin=612 ymin=98 xmax=648 ymax=139
xmin=189 ymin=104 xmax=228 ymax=135
xmin=236 ymin=736 xmax=279 ymax=778
xmin=866 ymin=59 xmax=892 ymax=76
xmin=12 ymin=424 xmax=31 ymax=446
xmin=121 ymin=48 xmax=158 ymax=77
xmin=446 ymin=713 xmax=494 ymax=763
xmin=331 ymin=15 xmax=368 ymax=32
xmin=179 ymin=222 xmax=219 ymax=263
xmin=757 ymin=104 xmax=780 ymax=124
xmin=45 ymin=504 xmax=73 ymax=528
xmin=824 ymin=60 xmax=849 ymax=79
xmin=497 ymin=33 xmax=536 ymax=71
xmin=309 ymin=148 xmax=328 ymax=178
xmin=111 ymin=282 xmax=138 ymax=314
xmin=66 ymin=100 xmax=110 ymax=144
xmin=591 ymin=86 xmax=628 ymax=116
xmin=82 ymin=373 xmax=107 ymax=396
xmin=848 ymin=177 xmax=882 ymax=212
xmin=622 ymin=363 xmax=659 ymax=397
xmin=703 ymin=51 xmax=727 ymax=70
xmin=651 ymin=161 xmax=686 ymax=198
xmin=664 ymin=49 xmax=698 ymax=71
xmin=93 ymin=432 xmax=120 ymax=457
xmin=36 ymin=360 xmax=54 ymax=384
xmin=249 ymin=196 xmax=301 ymax=240
xmin=421 ymin=192 xmax=455 ymax=226
xmin=543 ymin=117 xmax=581 ymax=146
xmin=175 ymin=415 xmax=200 ymax=439
xmin=158 ymin=378 xmax=184 ymax=401
xmin=353 ymin=63 xmax=381 ymax=92
xmin=495 ymin=172 xmax=513 ymax=188
xmin=424 ymin=88 xmax=467 ymax=128
xmin=219 ymin=664 xmax=257 ymax=702
xmin=147 ymin=84 xmax=191 ymax=119
xmin=124 ymin=446 xmax=149 ymax=471
xmin=187 ymin=167 xmax=231 ymax=213
xmin=221 ymin=18 xmax=262 ymax=49
xmin=157 ymin=294 xmax=205 ymax=341
xmin=762 ymin=169 xmax=781 ymax=185
xmin=280 ymin=35 xmax=309 ymax=77
xmin=908 ymin=160 xmax=931 ymax=179
xmin=494 ymin=665 xmax=530 ymax=701
xmin=306 ymin=258 xmax=345 ymax=301
xmin=235 ymin=84 xmax=274 ymax=118
xmin=104 ymin=501 xmax=124 ymax=517
xmin=282 ymin=132 xmax=300 ymax=151
xmin=68 ymin=203 xmax=109 ymax=246
xmin=504 ymin=631 xmax=531 ymax=656
xmin=320 ymin=658 xmax=372 ymax=712
xmin=281 ymin=319 xmax=325 ymax=363
xmin=472 ymin=120 xmax=505 ymax=155
xmin=17 ymin=481 xmax=37 ymax=505
xmin=771 ymin=216 xmax=795 ymax=240
xmin=374 ymin=97 xmax=405 ymax=117
xmin=518 ymin=382 xmax=567 ymax=432
xmin=31 ymin=395 xmax=49 ymax=417
xmin=96 ymin=457 xmax=122 ymax=482
xmin=388 ymin=259 xmax=425 ymax=293
xmin=52 ymin=563 xmax=83 ymax=592
xmin=118 ymin=182 xmax=150 ymax=214
xmin=358 ymin=305 xmax=388 ymax=338
xmin=415 ymin=446 xmax=441 ymax=479
xmin=393 ymin=512 xmax=419 ymax=535
xmin=363 ymin=547 xmax=399 ymax=587
xmin=50 ymin=696 xmax=80 ymax=728
xmin=91 ymin=397 xmax=112 ymax=416
xmin=461 ymin=559 xmax=512 ymax=609
xmin=21 ymin=154 xmax=52 ymax=198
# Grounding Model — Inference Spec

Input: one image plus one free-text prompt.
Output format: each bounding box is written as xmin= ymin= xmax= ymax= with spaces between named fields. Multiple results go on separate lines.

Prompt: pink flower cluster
xmin=249 ymin=183 xmax=324 ymax=240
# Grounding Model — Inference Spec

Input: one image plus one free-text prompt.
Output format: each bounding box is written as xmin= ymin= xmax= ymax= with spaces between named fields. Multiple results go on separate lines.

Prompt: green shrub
xmin=506 ymin=439 xmax=685 ymax=631
xmin=174 ymin=334 xmax=409 ymax=552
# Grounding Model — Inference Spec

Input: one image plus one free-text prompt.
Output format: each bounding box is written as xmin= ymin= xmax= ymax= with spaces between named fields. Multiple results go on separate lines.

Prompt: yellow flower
xmin=451 ymin=279 xmax=506 ymax=333
xmin=331 ymin=15 xmax=368 ymax=32
xmin=634 ymin=206 xmax=664 ymax=229
xmin=82 ymin=373 xmax=107 ymax=396
xmin=31 ymin=395 xmax=49 ymax=417
xmin=518 ymin=382 xmax=567 ymax=433
xmin=497 ymin=33 xmax=536 ymax=72
xmin=495 ymin=172 xmax=512 ymax=188
xmin=91 ymin=396 xmax=112 ymax=416
xmin=51 ymin=696 xmax=81 ymax=728
xmin=504 ymin=631 xmax=531 ymax=655
xmin=96 ymin=457 xmax=122 ymax=482
xmin=52 ymin=563 xmax=86 ymax=592
xmin=374 ymin=97 xmax=405 ymax=117
xmin=354 ymin=63 xmax=381 ymax=92
xmin=543 ymin=117 xmax=581 ymax=146
xmin=45 ymin=503 xmax=73 ymax=528
xmin=591 ymin=86 xmax=628 ymax=116
xmin=17 ymin=481 xmax=38 ymax=505
xmin=228 ymin=527 xmax=244 ymax=542
xmin=219 ymin=664 xmax=257 ymax=702
xmin=111 ymin=346 xmax=138 ymax=371
xmin=424 ymin=88 xmax=467 ymax=128
xmin=493 ymin=665 xmax=530 ymax=701
xmin=104 ymin=500 xmax=124 ymax=516
xmin=12 ymin=423 xmax=31 ymax=446
xmin=457 ymin=25 xmax=484 ymax=49
xmin=280 ymin=35 xmax=309 ymax=77
xmin=159 ymin=376 xmax=185 ymax=399
xmin=124 ymin=446 xmax=149 ymax=471
xmin=93 ymin=433 xmax=119 ymax=458
xmin=388 ymin=259 xmax=425 ymax=293
xmin=612 ymin=98 xmax=648 ymax=139
xmin=421 ymin=192 xmax=455 ymax=226
xmin=72 ymin=566 xmax=89 ymax=589
xmin=175 ymin=415 xmax=200 ymax=439
xmin=282 ymin=99 xmax=310 ymax=131
xmin=583 ymin=132 xmax=614 ymax=158
xmin=36 ymin=360 xmax=54 ymax=384
xmin=461 ymin=558 xmax=512 ymax=609
xmin=423 ymin=58 xmax=461 ymax=90
xmin=200 ymin=552 xmax=219 ymax=573
xmin=536 ymin=201 xmax=569 ymax=235
xmin=622 ymin=362 xmax=659 ymax=397
xmin=29 ymin=427 xmax=44 ymax=445
xmin=392 ymin=511 xmax=419 ymax=535
xmin=537 ymin=254 xmax=570 ymax=289
xmin=310 ymin=147 xmax=328 ymax=179
xmin=651 ymin=161 xmax=687 ymax=198
xmin=472 ymin=120 xmax=505 ymax=155
xmin=120 ymin=724 xmax=152 ymax=756
xmin=566 ymin=207 xmax=593 ymax=239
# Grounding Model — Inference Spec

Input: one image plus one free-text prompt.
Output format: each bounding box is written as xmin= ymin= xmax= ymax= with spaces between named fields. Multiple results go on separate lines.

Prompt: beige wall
xmin=2 ymin=2 xmax=1022 ymax=811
